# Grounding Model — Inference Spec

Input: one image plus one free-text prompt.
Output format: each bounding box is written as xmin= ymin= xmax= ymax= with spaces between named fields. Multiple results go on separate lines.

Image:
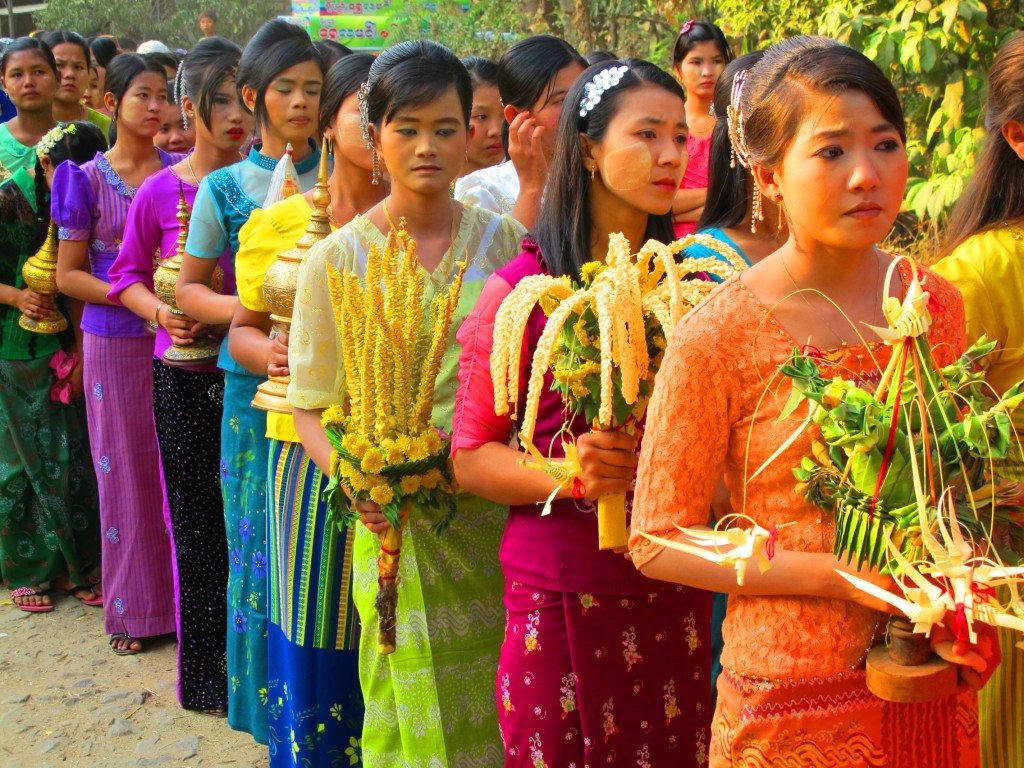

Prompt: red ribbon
xmin=970 ymin=581 xmax=996 ymax=603
xmin=571 ymin=477 xmax=587 ymax=499
xmin=953 ymin=602 xmax=970 ymax=644
xmin=765 ymin=525 xmax=778 ymax=560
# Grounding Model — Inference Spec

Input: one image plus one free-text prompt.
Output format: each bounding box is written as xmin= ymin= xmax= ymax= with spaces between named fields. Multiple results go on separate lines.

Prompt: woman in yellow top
xmin=230 ymin=53 xmax=383 ymax=768
xmin=933 ymin=32 xmax=1024 ymax=768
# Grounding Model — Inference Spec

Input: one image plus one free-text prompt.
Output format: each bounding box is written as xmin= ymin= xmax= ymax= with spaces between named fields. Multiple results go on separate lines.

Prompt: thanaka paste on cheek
xmin=337 ymin=113 xmax=365 ymax=148
xmin=601 ymin=142 xmax=653 ymax=193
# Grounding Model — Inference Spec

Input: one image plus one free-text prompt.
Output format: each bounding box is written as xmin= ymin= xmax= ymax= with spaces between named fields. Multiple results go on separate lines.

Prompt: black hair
xmin=89 ymin=36 xmax=119 ymax=68
xmin=462 ymin=56 xmax=497 ymax=90
xmin=145 ymin=51 xmax=180 ymax=75
xmin=496 ymin=34 xmax=585 ymax=112
xmin=944 ymin=32 xmax=1024 ymax=255
xmin=118 ymin=37 xmax=137 ymax=53
xmin=314 ymin=39 xmax=352 ymax=69
xmin=365 ymin=40 xmax=472 ymax=128
xmin=697 ymin=51 xmax=766 ymax=231
xmin=174 ymin=36 xmax=242 ymax=129
xmin=585 ymin=50 xmax=618 ymax=66
xmin=31 ymin=120 xmax=107 ymax=237
xmin=1 ymin=36 xmax=57 ymax=78
xmin=671 ymin=20 xmax=733 ymax=68
xmin=103 ymin=53 xmax=168 ymax=134
xmin=236 ymin=19 xmax=325 ymax=129
xmin=740 ymin=36 xmax=905 ymax=172
xmin=40 ymin=30 xmax=89 ymax=69
xmin=199 ymin=9 xmax=218 ymax=22
xmin=318 ymin=53 xmax=373 ymax=136
xmin=535 ymin=59 xmax=685 ymax=282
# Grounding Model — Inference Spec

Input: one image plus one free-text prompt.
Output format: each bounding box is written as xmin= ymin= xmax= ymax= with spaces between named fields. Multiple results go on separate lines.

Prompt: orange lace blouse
xmin=630 ymin=264 xmax=966 ymax=681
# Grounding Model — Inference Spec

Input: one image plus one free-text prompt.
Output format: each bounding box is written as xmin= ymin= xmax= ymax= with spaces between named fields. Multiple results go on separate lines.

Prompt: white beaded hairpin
xmin=578 ymin=65 xmax=629 ymax=119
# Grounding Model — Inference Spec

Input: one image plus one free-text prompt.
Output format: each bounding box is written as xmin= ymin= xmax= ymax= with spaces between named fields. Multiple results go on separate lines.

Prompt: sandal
xmin=9 ymin=586 xmax=54 ymax=613
xmin=109 ymin=633 xmax=142 ymax=656
xmin=55 ymin=583 xmax=103 ymax=606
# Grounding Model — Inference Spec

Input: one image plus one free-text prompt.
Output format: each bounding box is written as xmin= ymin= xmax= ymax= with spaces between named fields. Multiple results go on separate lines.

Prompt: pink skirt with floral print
xmin=497 ymin=577 xmax=712 ymax=767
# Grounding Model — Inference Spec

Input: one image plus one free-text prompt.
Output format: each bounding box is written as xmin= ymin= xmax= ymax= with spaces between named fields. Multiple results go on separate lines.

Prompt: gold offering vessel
xmin=19 ymin=223 xmax=68 ymax=334
xmin=154 ymin=184 xmax=222 ymax=366
xmin=252 ymin=137 xmax=332 ymax=413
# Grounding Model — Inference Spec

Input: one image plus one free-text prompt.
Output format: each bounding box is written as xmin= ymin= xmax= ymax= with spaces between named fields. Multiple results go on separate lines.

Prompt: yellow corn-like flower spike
xmin=490 ymin=275 xmax=574 ymax=417
xmin=591 ymin=282 xmax=617 ymax=427
xmin=342 ymin=272 xmax=365 ymax=417
xmin=520 ymin=289 xmax=590 ymax=442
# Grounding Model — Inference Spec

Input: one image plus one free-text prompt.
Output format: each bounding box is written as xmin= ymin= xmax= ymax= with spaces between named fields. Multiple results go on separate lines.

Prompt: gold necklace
xmin=780 ymin=253 xmax=882 ymax=349
xmin=382 ymin=198 xmax=459 ymax=289
xmin=186 ymin=154 xmax=200 ymax=186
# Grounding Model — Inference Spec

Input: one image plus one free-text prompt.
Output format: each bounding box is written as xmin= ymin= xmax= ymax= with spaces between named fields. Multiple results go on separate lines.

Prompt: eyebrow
xmin=392 ymin=115 xmax=463 ymax=124
xmin=634 ymin=116 xmax=688 ymax=129
xmin=812 ymin=123 xmax=897 ymax=139
xmin=273 ymin=77 xmax=322 ymax=86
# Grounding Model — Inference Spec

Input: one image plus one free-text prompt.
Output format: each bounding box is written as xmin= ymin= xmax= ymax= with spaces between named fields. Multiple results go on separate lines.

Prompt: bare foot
xmin=109 ymin=633 xmax=143 ymax=655
xmin=9 ymin=586 xmax=53 ymax=612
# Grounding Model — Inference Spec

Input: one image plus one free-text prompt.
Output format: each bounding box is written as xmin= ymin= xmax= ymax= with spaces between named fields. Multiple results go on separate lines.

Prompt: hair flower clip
xmin=578 ymin=64 xmax=629 ymax=119
xmin=36 ymin=122 xmax=77 ymax=162
xmin=680 ymin=19 xmax=696 ymax=35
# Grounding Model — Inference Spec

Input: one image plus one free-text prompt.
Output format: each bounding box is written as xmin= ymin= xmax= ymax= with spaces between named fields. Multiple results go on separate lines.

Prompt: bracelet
xmin=153 ymin=302 xmax=166 ymax=324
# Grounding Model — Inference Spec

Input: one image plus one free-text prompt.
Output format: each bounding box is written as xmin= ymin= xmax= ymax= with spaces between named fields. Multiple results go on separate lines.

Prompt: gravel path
xmin=0 ymin=593 xmax=269 ymax=767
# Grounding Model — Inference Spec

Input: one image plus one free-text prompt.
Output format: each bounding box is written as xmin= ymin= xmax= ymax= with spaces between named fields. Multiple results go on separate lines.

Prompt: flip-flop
xmin=9 ymin=586 xmax=54 ymax=613
xmin=56 ymin=583 xmax=104 ymax=606
xmin=109 ymin=633 xmax=142 ymax=656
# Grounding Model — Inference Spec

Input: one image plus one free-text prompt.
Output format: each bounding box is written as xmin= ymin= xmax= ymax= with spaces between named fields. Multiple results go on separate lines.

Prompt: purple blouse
xmin=453 ymin=241 xmax=661 ymax=595
xmin=106 ymin=166 xmax=235 ymax=369
xmin=51 ymin=150 xmax=180 ymax=338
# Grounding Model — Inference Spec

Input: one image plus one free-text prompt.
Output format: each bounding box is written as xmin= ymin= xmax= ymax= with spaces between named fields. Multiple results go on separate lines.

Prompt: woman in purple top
xmin=107 ymin=39 xmax=251 ymax=704
xmin=53 ymin=54 xmax=180 ymax=655
xmin=452 ymin=61 xmax=712 ymax=767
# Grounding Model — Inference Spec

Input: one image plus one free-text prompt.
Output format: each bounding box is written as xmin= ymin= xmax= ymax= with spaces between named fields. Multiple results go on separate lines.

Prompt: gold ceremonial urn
xmin=19 ymin=223 xmax=68 ymax=334
xmin=252 ymin=138 xmax=332 ymax=413
xmin=154 ymin=184 xmax=222 ymax=366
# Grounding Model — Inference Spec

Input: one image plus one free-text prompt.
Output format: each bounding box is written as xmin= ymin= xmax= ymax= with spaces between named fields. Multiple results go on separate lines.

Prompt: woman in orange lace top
xmin=630 ymin=37 xmax=995 ymax=767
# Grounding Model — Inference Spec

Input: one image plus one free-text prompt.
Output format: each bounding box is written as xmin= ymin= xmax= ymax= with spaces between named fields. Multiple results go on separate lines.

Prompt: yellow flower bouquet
xmin=491 ymin=233 xmax=745 ymax=549
xmin=321 ymin=222 xmax=465 ymax=654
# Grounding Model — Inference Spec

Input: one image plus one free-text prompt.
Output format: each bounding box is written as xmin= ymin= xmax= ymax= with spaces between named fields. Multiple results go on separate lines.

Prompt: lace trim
xmin=249 ymin=141 xmax=321 ymax=174
xmin=91 ymin=238 xmax=119 ymax=253
xmin=94 ymin=153 xmax=136 ymax=201
xmin=207 ymin=167 xmax=257 ymax=219
xmin=247 ymin=146 xmax=278 ymax=171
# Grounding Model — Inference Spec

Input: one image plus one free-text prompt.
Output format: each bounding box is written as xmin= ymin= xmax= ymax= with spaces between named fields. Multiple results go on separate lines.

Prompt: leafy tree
xmin=35 ymin=0 xmax=285 ymax=49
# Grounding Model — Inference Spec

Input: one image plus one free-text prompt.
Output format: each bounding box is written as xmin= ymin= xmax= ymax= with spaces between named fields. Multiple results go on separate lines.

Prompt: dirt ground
xmin=0 ymin=592 xmax=269 ymax=768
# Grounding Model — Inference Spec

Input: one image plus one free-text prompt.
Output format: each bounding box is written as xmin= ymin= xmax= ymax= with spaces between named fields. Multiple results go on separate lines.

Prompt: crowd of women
xmin=0 ymin=13 xmax=1022 ymax=768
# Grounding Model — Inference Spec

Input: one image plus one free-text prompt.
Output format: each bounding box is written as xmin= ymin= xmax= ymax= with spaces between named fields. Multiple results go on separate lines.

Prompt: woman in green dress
xmin=289 ymin=41 xmax=525 ymax=767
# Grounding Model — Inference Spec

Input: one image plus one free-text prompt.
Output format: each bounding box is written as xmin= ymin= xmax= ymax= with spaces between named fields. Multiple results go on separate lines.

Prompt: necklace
xmin=382 ymin=198 xmax=459 ymax=289
xmin=780 ymin=252 xmax=882 ymax=350
xmin=186 ymin=154 xmax=200 ymax=186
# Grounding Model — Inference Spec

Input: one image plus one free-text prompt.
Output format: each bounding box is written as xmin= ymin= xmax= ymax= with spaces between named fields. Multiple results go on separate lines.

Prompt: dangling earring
xmin=371 ymin=146 xmax=381 ymax=186
xmin=751 ymin=185 xmax=764 ymax=234
xmin=777 ymin=196 xmax=785 ymax=234
xmin=590 ymin=166 xmax=595 ymax=182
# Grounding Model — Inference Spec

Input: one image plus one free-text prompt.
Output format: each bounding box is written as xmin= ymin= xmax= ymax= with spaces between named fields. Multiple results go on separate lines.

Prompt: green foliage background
xmin=35 ymin=0 xmax=1024 ymax=241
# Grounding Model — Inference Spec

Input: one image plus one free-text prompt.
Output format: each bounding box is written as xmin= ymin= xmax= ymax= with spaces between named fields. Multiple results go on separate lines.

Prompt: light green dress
xmin=289 ymin=206 xmax=525 ymax=767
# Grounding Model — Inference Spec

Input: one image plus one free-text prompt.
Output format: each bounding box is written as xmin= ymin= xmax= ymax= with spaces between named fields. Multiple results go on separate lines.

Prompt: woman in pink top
xmin=453 ymin=60 xmax=712 ymax=768
xmin=107 ymin=39 xmax=249 ymax=710
xmin=671 ymin=20 xmax=732 ymax=238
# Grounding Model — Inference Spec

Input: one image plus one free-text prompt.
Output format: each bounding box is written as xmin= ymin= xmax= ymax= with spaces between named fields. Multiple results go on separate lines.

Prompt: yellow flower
xmin=399 ymin=475 xmax=422 ymax=495
xmin=345 ymin=735 xmax=362 ymax=765
xmin=317 ymin=723 xmax=325 ymax=733
xmin=321 ymin=404 xmax=346 ymax=428
xmin=421 ymin=468 xmax=443 ymax=490
xmin=420 ymin=428 xmax=444 ymax=455
xmin=580 ymin=260 xmax=606 ymax=284
xmin=360 ymin=447 xmax=385 ymax=474
xmin=369 ymin=484 xmax=394 ymax=505
xmin=331 ymin=703 xmax=344 ymax=721
xmin=342 ymin=433 xmax=370 ymax=460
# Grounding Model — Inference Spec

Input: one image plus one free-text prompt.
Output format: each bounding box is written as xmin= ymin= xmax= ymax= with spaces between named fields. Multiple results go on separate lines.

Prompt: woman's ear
xmin=103 ymin=91 xmax=117 ymax=116
xmin=579 ymin=133 xmax=597 ymax=173
xmin=181 ymin=94 xmax=197 ymax=122
xmin=751 ymin=163 xmax=780 ymax=205
xmin=1002 ymin=119 xmax=1024 ymax=162
xmin=241 ymin=84 xmax=257 ymax=115
xmin=503 ymin=103 xmax=521 ymax=125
